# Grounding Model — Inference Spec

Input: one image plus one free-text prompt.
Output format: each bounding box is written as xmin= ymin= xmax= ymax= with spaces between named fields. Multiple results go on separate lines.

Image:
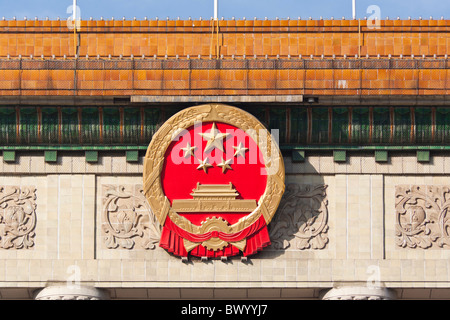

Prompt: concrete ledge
xmin=314 ymin=95 xmax=449 ymax=106
xmin=1 ymin=94 xmax=446 ymax=106
xmin=130 ymin=95 xmax=304 ymax=104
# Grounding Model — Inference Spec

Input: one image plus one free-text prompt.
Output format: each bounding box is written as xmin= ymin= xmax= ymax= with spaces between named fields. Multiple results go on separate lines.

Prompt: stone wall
xmin=1 ymin=152 xmax=450 ymax=299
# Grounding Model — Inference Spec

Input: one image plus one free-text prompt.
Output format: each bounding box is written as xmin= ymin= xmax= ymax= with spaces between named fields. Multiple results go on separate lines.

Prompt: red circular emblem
xmin=143 ymin=104 xmax=285 ymax=259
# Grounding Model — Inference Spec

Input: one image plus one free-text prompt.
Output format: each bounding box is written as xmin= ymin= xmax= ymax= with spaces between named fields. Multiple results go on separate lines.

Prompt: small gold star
xmin=181 ymin=142 xmax=196 ymax=158
xmin=217 ymin=158 xmax=232 ymax=173
xmin=233 ymin=142 xmax=248 ymax=158
xmin=199 ymin=123 xmax=230 ymax=153
xmin=196 ymin=157 xmax=213 ymax=173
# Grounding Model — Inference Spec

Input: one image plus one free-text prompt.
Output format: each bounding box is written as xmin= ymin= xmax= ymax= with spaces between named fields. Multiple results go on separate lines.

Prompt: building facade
xmin=0 ymin=17 xmax=448 ymax=300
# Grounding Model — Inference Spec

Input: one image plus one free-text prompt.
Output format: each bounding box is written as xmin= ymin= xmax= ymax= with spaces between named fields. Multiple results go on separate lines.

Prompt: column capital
xmin=34 ymin=285 xmax=110 ymax=300
xmin=320 ymin=286 xmax=397 ymax=300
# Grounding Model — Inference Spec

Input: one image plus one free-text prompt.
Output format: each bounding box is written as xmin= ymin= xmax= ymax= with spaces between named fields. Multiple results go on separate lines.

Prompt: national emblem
xmin=143 ymin=104 xmax=285 ymax=259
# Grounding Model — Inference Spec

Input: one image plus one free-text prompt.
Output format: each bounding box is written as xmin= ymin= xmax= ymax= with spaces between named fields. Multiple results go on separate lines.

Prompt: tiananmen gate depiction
xmin=0 ymin=16 xmax=448 ymax=300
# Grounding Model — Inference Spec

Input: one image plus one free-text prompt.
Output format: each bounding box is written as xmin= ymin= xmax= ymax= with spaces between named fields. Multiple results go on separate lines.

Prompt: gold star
xmin=181 ymin=142 xmax=196 ymax=158
xmin=199 ymin=123 xmax=230 ymax=153
xmin=217 ymin=158 xmax=232 ymax=173
xmin=196 ymin=157 xmax=213 ymax=173
xmin=233 ymin=142 xmax=248 ymax=158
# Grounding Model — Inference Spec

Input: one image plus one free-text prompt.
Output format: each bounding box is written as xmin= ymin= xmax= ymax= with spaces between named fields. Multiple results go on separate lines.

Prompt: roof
xmin=0 ymin=19 xmax=447 ymax=97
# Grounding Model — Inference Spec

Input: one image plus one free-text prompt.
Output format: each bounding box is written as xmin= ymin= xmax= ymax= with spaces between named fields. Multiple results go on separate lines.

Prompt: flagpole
xmin=214 ymin=0 xmax=219 ymax=58
xmin=73 ymin=0 xmax=77 ymax=56
xmin=214 ymin=0 xmax=218 ymax=20
xmin=352 ymin=0 xmax=356 ymax=19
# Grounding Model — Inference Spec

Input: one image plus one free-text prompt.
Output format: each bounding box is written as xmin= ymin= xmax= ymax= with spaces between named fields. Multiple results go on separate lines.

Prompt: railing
xmin=0 ymin=19 xmax=447 ymax=34
xmin=0 ymin=58 xmax=447 ymax=96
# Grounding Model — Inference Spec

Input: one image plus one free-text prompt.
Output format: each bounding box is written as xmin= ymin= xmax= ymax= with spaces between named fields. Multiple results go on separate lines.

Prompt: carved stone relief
xmin=0 ymin=186 xmax=37 ymax=249
xmin=396 ymin=185 xmax=450 ymax=249
xmin=102 ymin=184 xmax=161 ymax=250
xmin=268 ymin=184 xmax=329 ymax=250
xmin=102 ymin=183 xmax=328 ymax=252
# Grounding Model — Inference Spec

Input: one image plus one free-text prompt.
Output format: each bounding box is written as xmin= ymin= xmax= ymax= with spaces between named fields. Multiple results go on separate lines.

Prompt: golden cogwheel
xmin=199 ymin=217 xmax=231 ymax=252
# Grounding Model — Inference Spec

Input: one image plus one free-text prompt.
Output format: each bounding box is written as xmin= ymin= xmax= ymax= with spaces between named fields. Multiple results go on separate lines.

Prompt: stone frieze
xmin=0 ymin=186 xmax=36 ymax=249
xmin=396 ymin=185 xmax=450 ymax=249
xmin=102 ymin=184 xmax=161 ymax=250
xmin=268 ymin=183 xmax=329 ymax=250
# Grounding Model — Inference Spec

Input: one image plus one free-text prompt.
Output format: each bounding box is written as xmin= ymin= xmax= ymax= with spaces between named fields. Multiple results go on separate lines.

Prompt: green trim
xmin=282 ymin=145 xmax=450 ymax=151
xmin=292 ymin=150 xmax=305 ymax=163
xmin=375 ymin=150 xmax=388 ymax=162
xmin=0 ymin=106 xmax=450 ymax=148
xmin=2 ymin=151 xmax=15 ymax=162
xmin=417 ymin=150 xmax=430 ymax=163
xmin=0 ymin=145 xmax=450 ymax=152
xmin=85 ymin=151 xmax=99 ymax=163
xmin=126 ymin=150 xmax=139 ymax=162
xmin=333 ymin=150 xmax=347 ymax=162
xmin=0 ymin=146 xmax=147 ymax=151
xmin=44 ymin=150 xmax=58 ymax=162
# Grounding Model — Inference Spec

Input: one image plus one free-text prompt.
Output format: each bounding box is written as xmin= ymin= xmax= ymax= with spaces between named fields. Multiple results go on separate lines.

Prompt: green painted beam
xmin=333 ymin=150 xmax=347 ymax=162
xmin=417 ymin=150 xmax=430 ymax=163
xmin=85 ymin=151 xmax=99 ymax=163
xmin=0 ymin=146 xmax=148 ymax=151
xmin=282 ymin=145 xmax=450 ymax=151
xmin=44 ymin=150 xmax=58 ymax=162
xmin=0 ymin=106 xmax=449 ymax=150
xmin=126 ymin=150 xmax=139 ymax=162
xmin=2 ymin=151 xmax=15 ymax=162
xmin=0 ymin=145 xmax=449 ymax=154
xmin=2 ymin=145 xmax=450 ymax=151
xmin=375 ymin=150 xmax=388 ymax=162
xmin=292 ymin=150 xmax=305 ymax=163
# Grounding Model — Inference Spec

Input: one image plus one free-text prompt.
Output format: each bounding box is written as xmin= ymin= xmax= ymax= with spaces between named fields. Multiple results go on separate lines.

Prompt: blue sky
xmin=0 ymin=0 xmax=448 ymax=20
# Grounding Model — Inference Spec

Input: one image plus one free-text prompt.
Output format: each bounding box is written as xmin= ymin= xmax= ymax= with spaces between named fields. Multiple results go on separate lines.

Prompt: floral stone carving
xmin=102 ymin=184 xmax=161 ymax=250
xmin=268 ymin=184 xmax=329 ymax=250
xmin=0 ymin=186 xmax=37 ymax=249
xmin=395 ymin=185 xmax=450 ymax=249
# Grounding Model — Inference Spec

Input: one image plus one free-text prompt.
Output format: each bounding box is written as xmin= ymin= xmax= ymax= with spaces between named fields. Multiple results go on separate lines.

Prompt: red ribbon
xmin=160 ymin=216 xmax=271 ymax=257
xmin=211 ymin=231 xmax=219 ymax=238
xmin=163 ymin=215 xmax=267 ymax=244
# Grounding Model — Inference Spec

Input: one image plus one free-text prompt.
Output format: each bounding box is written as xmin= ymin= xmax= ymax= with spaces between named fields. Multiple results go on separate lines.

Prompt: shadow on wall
xmin=260 ymin=157 xmax=328 ymax=259
xmin=157 ymin=156 xmax=327 ymax=264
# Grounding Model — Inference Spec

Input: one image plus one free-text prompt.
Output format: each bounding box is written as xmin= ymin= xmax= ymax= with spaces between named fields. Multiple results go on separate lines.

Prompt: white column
xmin=34 ymin=286 xmax=110 ymax=300
xmin=321 ymin=286 xmax=397 ymax=300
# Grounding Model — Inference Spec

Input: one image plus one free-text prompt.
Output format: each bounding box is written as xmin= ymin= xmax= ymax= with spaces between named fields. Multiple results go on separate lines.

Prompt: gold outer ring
xmin=143 ymin=103 xmax=285 ymax=236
